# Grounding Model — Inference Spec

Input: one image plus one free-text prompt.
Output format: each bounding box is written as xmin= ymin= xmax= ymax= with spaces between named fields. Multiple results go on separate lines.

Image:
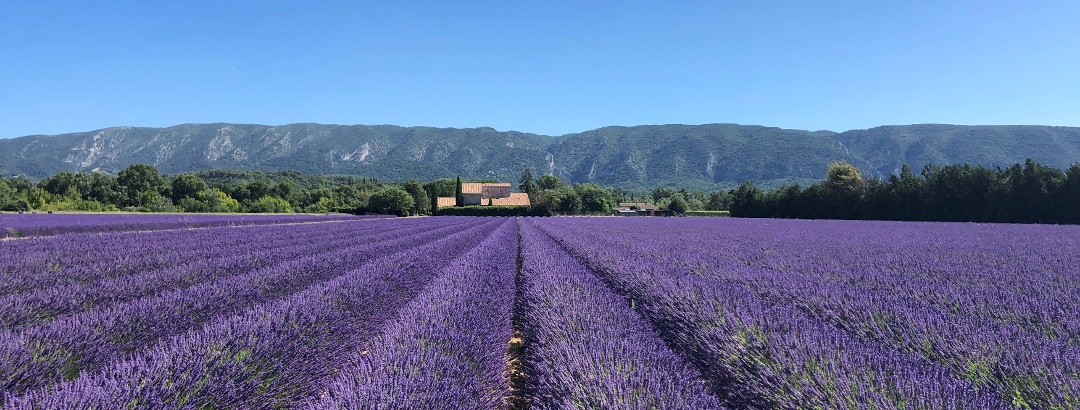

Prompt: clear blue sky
xmin=2 ymin=1 xmax=1078 ymax=138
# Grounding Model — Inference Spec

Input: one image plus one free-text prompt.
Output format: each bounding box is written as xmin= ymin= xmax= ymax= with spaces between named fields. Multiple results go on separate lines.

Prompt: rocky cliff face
xmin=3 ymin=122 xmax=1079 ymax=189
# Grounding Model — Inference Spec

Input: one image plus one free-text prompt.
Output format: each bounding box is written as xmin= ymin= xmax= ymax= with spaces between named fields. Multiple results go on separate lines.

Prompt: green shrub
xmin=245 ymin=196 xmax=293 ymax=213
xmin=368 ymin=187 xmax=414 ymax=217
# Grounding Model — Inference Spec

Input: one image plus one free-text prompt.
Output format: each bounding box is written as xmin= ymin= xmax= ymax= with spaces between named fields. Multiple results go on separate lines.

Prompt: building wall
xmin=461 ymin=183 xmax=484 ymax=195
xmin=481 ymin=185 xmax=510 ymax=199
xmin=463 ymin=193 xmax=482 ymax=205
xmin=436 ymin=197 xmax=457 ymax=208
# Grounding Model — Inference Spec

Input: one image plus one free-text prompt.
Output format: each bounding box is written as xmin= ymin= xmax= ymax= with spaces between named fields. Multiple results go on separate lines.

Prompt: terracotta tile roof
xmin=490 ymin=192 xmax=531 ymax=206
xmin=462 ymin=182 xmax=511 ymax=195
xmin=436 ymin=197 xmax=457 ymax=208
xmin=461 ymin=183 xmax=483 ymax=194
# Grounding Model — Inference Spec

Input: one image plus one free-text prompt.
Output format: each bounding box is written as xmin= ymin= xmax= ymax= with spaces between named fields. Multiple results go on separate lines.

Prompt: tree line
xmin=0 ymin=164 xmax=422 ymax=215
xmin=19 ymin=158 xmax=1074 ymax=223
xmin=730 ymin=159 xmax=1080 ymax=224
xmin=0 ymin=164 xmax=738 ymax=216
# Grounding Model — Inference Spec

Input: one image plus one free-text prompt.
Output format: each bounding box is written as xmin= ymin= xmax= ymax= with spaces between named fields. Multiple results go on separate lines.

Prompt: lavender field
xmin=0 ymin=215 xmax=1076 ymax=409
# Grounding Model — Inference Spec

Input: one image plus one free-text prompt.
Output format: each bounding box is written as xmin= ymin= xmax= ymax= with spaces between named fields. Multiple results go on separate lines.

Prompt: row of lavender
xmin=303 ymin=218 xmax=723 ymax=409
xmin=307 ymin=218 xmax=724 ymax=409
xmin=0 ymin=212 xmax=385 ymax=238
xmin=531 ymin=218 xmax=1078 ymax=409
xmin=514 ymin=218 xmax=720 ymax=409
xmin=2 ymin=217 xmax=501 ymax=406
xmin=306 ymin=218 xmax=519 ymax=408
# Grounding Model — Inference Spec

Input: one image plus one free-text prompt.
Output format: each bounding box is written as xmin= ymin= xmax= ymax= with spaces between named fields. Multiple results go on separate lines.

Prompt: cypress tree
xmin=455 ymin=176 xmax=463 ymax=207
xmin=519 ymin=168 xmax=536 ymax=197
xmin=429 ymin=185 xmax=438 ymax=215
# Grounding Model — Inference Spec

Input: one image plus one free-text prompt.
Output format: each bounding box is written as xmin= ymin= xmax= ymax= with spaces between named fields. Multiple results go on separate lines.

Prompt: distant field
xmin=0 ymin=215 xmax=1075 ymax=408
xmin=0 ymin=213 xmax=382 ymax=238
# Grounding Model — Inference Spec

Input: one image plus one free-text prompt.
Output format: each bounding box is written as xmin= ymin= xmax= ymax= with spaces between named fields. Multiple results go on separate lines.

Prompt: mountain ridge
xmin=3 ymin=122 xmax=1079 ymax=190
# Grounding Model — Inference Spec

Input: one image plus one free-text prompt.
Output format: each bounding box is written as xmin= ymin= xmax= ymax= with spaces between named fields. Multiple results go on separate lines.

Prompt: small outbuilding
xmin=611 ymin=202 xmax=665 ymax=216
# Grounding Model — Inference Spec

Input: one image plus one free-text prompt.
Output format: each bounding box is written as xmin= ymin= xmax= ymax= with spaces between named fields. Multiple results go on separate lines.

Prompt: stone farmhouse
xmin=437 ymin=182 xmax=530 ymax=208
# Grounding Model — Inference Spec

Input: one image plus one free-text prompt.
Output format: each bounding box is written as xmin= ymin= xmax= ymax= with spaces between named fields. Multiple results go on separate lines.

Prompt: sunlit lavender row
xmin=517 ymin=219 xmax=721 ymax=409
xmin=1 ymin=217 xmax=484 ymax=404
xmin=7 ymin=219 xmax=503 ymax=408
xmin=307 ymin=219 xmax=517 ymax=409
xmin=534 ymin=217 xmax=1078 ymax=409
xmin=2 ymin=213 xmax=1076 ymax=408
xmin=0 ymin=212 xmax=382 ymax=238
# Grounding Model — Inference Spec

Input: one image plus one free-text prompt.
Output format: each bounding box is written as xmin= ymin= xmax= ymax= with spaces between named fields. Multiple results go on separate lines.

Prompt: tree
xmin=823 ymin=161 xmax=864 ymax=197
xmin=535 ymin=185 xmax=579 ymax=215
xmin=887 ymin=163 xmax=927 ymax=221
xmin=246 ymin=196 xmax=293 ymax=213
xmin=272 ymin=179 xmax=302 ymax=207
xmin=136 ymin=191 xmax=178 ymax=212
xmin=537 ymin=174 xmax=565 ymax=190
xmin=575 ymin=183 xmax=612 ymax=214
xmin=428 ymin=185 xmax=439 ymax=215
xmin=0 ymin=179 xmax=28 ymax=211
xmin=771 ymin=184 xmax=804 ymax=218
xmin=684 ymin=192 xmax=706 ymax=211
xmin=519 ymin=168 xmax=537 ymax=199
xmin=1058 ymin=164 xmax=1080 ymax=224
xmin=426 ymin=178 xmax=457 ymax=198
xmin=170 ymin=174 xmax=208 ymax=202
xmin=403 ymin=179 xmax=429 ymax=216
xmin=118 ymin=164 xmax=168 ymax=208
xmin=241 ymin=181 xmax=272 ymax=203
xmin=40 ymin=172 xmax=82 ymax=200
xmin=823 ymin=161 xmax=864 ymax=219
xmin=921 ymin=164 xmax=998 ymax=222
xmin=308 ymin=196 xmax=335 ymax=214
xmin=608 ymin=187 xmax=629 ymax=205
xmin=369 ymin=186 xmax=414 ymax=217
xmin=302 ymin=187 xmax=337 ymax=212
xmin=333 ymin=184 xmax=368 ymax=211
xmin=205 ymin=188 xmax=241 ymax=213
xmin=650 ymin=187 xmax=677 ymax=203
xmin=85 ymin=172 xmax=122 ymax=206
xmin=455 ymin=176 xmax=464 ymax=207
xmin=668 ymin=194 xmax=689 ymax=214
xmin=549 ymin=186 xmax=581 ymax=214
xmin=118 ymin=164 xmax=166 ymax=196
xmin=729 ymin=182 xmax=766 ymax=217
xmin=1008 ymin=159 xmax=1065 ymax=223
xmin=177 ymin=197 xmax=209 ymax=213
xmin=706 ymin=191 xmax=732 ymax=211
